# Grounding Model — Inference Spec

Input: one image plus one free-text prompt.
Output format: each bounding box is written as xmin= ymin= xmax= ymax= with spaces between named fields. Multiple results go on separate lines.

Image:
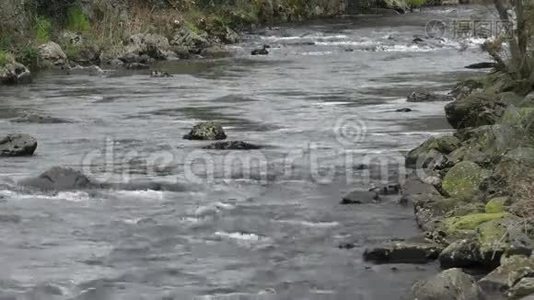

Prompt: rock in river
xmin=363 ymin=238 xmax=443 ymax=264
xmin=407 ymin=90 xmax=454 ymax=102
xmin=183 ymin=122 xmax=227 ymax=140
xmin=203 ymin=141 xmax=261 ymax=150
xmin=19 ymin=167 xmax=99 ymax=191
xmin=0 ymin=134 xmax=38 ymax=157
xmin=341 ymin=190 xmax=380 ymax=204
xmin=411 ymin=268 xmax=483 ymax=300
xmin=0 ymin=62 xmax=32 ymax=85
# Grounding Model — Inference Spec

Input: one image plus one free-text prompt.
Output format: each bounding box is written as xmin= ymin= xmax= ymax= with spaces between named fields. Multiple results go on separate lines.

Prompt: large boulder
xmin=479 ymin=255 xmax=534 ymax=294
xmin=405 ymin=135 xmax=460 ymax=169
xmin=124 ymin=33 xmax=171 ymax=60
xmin=438 ymin=239 xmax=483 ymax=269
xmin=0 ymin=62 xmax=32 ymax=84
xmin=411 ymin=268 xmax=483 ymax=300
xmin=0 ymin=134 xmax=37 ymax=156
xmin=19 ymin=167 xmax=99 ymax=191
xmin=183 ymin=122 xmax=227 ymax=140
xmin=38 ymin=42 xmax=68 ymax=66
xmin=171 ymin=26 xmax=210 ymax=54
xmin=441 ymin=161 xmax=490 ymax=200
xmin=445 ymin=92 xmax=509 ymax=129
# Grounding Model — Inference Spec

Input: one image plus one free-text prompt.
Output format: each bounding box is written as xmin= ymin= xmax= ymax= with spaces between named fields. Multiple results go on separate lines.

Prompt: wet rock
xmin=509 ymin=277 xmax=534 ymax=299
xmin=203 ymin=141 xmax=261 ymax=150
xmin=341 ymin=190 xmax=380 ymax=204
xmin=370 ymin=183 xmax=401 ymax=195
xmin=12 ymin=113 xmax=73 ymax=124
xmin=402 ymin=176 xmax=447 ymax=231
xmin=441 ymin=161 xmax=490 ymax=200
xmin=465 ymin=62 xmax=496 ymax=69
xmin=479 ymin=255 xmax=534 ymax=294
xmin=19 ymin=167 xmax=99 ymax=191
xmin=450 ymin=78 xmax=485 ymax=100
xmin=38 ymin=42 xmax=68 ymax=67
xmin=183 ymin=122 xmax=227 ymax=140
xmin=363 ymin=239 xmax=443 ymax=264
xmin=67 ymin=65 xmax=104 ymax=76
xmin=251 ymin=45 xmax=270 ymax=55
xmin=150 ymin=70 xmax=172 ymax=78
xmin=411 ymin=268 xmax=483 ymax=300
xmin=125 ymin=33 xmax=171 ymax=60
xmin=126 ymin=63 xmax=150 ymax=70
xmin=439 ymin=239 xmax=483 ymax=269
xmin=0 ymin=62 xmax=32 ymax=84
xmin=407 ymin=90 xmax=453 ymax=102
xmin=405 ymin=135 xmax=460 ymax=169
xmin=0 ymin=134 xmax=38 ymax=156
xmin=396 ymin=108 xmax=413 ymax=112
xmin=171 ymin=27 xmax=210 ymax=54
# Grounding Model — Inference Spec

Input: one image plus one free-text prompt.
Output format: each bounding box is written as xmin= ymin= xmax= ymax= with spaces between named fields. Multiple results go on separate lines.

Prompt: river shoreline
xmin=2 ymin=3 xmax=529 ymax=299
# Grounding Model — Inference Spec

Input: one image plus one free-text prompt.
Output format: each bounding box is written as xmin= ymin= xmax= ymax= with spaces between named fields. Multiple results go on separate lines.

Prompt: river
xmin=0 ymin=5 xmax=491 ymax=300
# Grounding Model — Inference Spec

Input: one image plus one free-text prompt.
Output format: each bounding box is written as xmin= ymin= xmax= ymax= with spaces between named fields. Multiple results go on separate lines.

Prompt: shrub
xmin=34 ymin=16 xmax=52 ymax=43
xmin=0 ymin=50 xmax=11 ymax=67
xmin=67 ymin=6 xmax=90 ymax=32
xmin=15 ymin=45 xmax=40 ymax=70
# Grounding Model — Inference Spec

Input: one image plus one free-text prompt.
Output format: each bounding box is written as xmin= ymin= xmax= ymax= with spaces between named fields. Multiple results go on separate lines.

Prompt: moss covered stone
xmin=443 ymin=212 xmax=506 ymax=231
xmin=442 ymin=161 xmax=490 ymax=199
xmin=485 ymin=197 xmax=508 ymax=213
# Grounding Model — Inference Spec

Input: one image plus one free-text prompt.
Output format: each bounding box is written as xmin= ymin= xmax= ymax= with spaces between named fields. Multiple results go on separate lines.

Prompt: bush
xmin=15 ymin=46 xmax=40 ymax=70
xmin=34 ymin=16 xmax=52 ymax=43
xmin=67 ymin=6 xmax=90 ymax=32
xmin=0 ymin=50 xmax=11 ymax=67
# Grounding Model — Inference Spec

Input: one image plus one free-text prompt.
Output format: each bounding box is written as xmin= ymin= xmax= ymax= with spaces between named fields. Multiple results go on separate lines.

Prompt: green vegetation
xmin=0 ymin=50 xmax=12 ymax=67
xmin=66 ymin=6 xmax=90 ymax=32
xmin=34 ymin=16 xmax=52 ymax=43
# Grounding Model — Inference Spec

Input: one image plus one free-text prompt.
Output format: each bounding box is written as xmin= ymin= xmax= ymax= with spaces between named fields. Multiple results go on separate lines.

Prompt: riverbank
xmin=1 ymin=0 xmax=350 ymax=83
xmin=0 ymin=0 xmax=457 ymax=84
xmin=389 ymin=69 xmax=534 ymax=298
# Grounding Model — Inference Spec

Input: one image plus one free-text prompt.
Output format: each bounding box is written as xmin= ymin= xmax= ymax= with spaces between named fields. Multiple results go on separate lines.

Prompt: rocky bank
xmin=375 ymin=71 xmax=534 ymax=299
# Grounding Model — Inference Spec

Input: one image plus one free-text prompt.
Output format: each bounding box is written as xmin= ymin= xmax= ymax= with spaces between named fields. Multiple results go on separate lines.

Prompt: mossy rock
xmin=442 ymin=161 xmax=491 ymax=200
xmin=405 ymin=135 xmax=460 ymax=169
xmin=445 ymin=92 xmax=507 ymax=129
xmin=183 ymin=122 xmax=227 ymax=140
xmin=443 ymin=212 xmax=506 ymax=232
xmin=485 ymin=197 xmax=509 ymax=213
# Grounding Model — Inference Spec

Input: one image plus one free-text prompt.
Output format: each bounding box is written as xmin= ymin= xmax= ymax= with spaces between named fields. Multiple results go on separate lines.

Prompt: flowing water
xmin=0 ymin=6 xmax=493 ymax=300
